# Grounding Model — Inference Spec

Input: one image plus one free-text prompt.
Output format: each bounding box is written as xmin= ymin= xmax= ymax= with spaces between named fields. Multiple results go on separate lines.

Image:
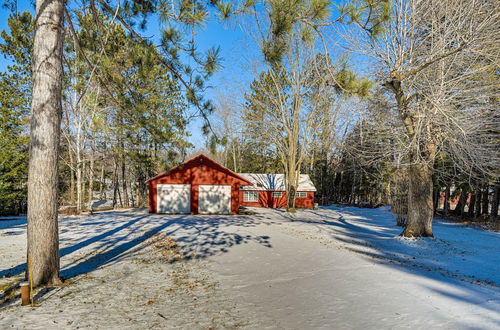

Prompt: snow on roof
xmin=238 ymin=173 xmax=317 ymax=192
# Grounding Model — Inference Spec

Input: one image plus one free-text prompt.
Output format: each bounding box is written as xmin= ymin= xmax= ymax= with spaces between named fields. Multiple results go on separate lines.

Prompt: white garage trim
xmin=199 ymin=185 xmax=232 ymax=214
xmin=157 ymin=184 xmax=191 ymax=214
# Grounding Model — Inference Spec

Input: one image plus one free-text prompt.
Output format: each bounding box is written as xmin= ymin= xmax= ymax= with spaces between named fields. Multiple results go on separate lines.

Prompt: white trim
xmin=271 ymin=192 xmax=283 ymax=198
xmin=244 ymin=191 xmax=259 ymax=202
xmin=296 ymin=192 xmax=307 ymax=198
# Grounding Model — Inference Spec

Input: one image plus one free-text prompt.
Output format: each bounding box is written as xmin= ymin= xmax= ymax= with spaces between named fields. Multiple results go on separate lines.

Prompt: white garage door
xmin=199 ymin=185 xmax=232 ymax=214
xmin=157 ymin=184 xmax=191 ymax=214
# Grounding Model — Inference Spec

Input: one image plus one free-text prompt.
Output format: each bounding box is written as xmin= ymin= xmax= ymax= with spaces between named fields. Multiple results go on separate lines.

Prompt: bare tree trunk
xmin=76 ymin=157 xmax=82 ymax=213
xmin=491 ymin=184 xmax=499 ymax=221
xmin=402 ymin=164 xmax=434 ymax=237
xmin=286 ymin=170 xmax=298 ymax=211
xmin=350 ymin=171 xmax=356 ymax=205
xmin=27 ymin=0 xmax=64 ymax=287
xmin=68 ymin=144 xmax=75 ymax=205
xmin=481 ymin=186 xmax=489 ymax=216
xmin=459 ymin=190 xmax=468 ymax=218
xmin=433 ymin=188 xmax=439 ymax=215
xmin=468 ymin=192 xmax=476 ymax=218
xmin=232 ymin=141 xmax=238 ymax=173
xmin=474 ymin=188 xmax=482 ymax=219
xmin=99 ymin=161 xmax=105 ymax=199
xmin=444 ymin=186 xmax=450 ymax=215
xmin=81 ymin=160 xmax=86 ymax=211
xmin=121 ymin=157 xmax=129 ymax=207
xmin=87 ymin=142 xmax=95 ymax=213
xmin=112 ymin=159 xmax=118 ymax=208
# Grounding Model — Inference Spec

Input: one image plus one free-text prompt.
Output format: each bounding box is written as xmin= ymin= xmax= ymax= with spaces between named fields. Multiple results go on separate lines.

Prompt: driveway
xmin=0 ymin=207 xmax=498 ymax=329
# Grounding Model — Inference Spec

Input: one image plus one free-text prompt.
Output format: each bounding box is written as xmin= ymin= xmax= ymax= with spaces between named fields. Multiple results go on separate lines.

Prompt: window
xmin=272 ymin=192 xmax=282 ymax=198
xmin=244 ymin=191 xmax=259 ymax=202
xmin=296 ymin=192 xmax=307 ymax=198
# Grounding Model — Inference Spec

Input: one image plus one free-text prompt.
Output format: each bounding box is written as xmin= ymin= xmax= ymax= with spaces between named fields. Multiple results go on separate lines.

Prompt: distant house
xmin=146 ymin=154 xmax=317 ymax=214
xmin=238 ymin=173 xmax=316 ymax=209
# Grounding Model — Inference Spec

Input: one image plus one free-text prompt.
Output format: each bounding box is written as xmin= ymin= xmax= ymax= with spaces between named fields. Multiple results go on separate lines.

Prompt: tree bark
xmin=402 ymin=164 xmax=434 ymax=237
xmin=481 ymin=186 xmax=489 ymax=215
xmin=27 ymin=0 xmax=64 ymax=287
xmin=87 ymin=140 xmax=95 ymax=213
xmin=468 ymin=191 xmax=476 ymax=218
xmin=121 ymin=157 xmax=129 ymax=207
xmin=68 ymin=143 xmax=75 ymax=205
xmin=459 ymin=190 xmax=468 ymax=218
xmin=286 ymin=167 xmax=298 ymax=212
xmin=432 ymin=188 xmax=439 ymax=215
xmin=76 ymin=154 xmax=82 ymax=213
xmin=444 ymin=186 xmax=450 ymax=215
xmin=474 ymin=188 xmax=482 ymax=219
xmin=99 ymin=161 xmax=105 ymax=199
xmin=491 ymin=184 xmax=499 ymax=221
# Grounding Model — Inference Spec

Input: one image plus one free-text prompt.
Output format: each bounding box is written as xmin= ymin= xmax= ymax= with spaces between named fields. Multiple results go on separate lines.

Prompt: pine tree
xmin=0 ymin=12 xmax=33 ymax=216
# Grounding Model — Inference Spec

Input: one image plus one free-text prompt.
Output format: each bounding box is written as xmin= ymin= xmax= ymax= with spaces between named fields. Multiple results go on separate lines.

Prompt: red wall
xmin=148 ymin=156 xmax=250 ymax=214
xmin=240 ymin=191 xmax=315 ymax=209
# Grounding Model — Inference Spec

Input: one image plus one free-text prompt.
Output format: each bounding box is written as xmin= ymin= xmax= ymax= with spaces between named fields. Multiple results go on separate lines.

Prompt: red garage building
xmin=146 ymin=154 xmax=252 ymax=214
xmin=147 ymin=154 xmax=317 ymax=214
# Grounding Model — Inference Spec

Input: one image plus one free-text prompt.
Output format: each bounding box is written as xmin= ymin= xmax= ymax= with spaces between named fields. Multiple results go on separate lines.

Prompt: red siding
xmin=147 ymin=155 xmax=251 ymax=214
xmin=240 ymin=191 xmax=314 ymax=209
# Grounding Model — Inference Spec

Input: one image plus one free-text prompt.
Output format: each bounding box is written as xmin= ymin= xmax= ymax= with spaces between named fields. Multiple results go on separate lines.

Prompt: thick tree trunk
xmin=454 ymin=189 xmax=468 ymax=217
xmin=468 ymin=192 xmax=476 ymax=218
xmin=491 ymin=184 xmax=499 ymax=221
xmin=444 ymin=186 xmax=450 ymax=215
xmin=432 ymin=188 xmax=439 ymax=215
xmin=286 ymin=168 xmax=298 ymax=212
xmin=27 ymin=0 xmax=64 ymax=287
xmin=481 ymin=186 xmax=489 ymax=215
xmin=401 ymin=164 xmax=434 ymax=237
xmin=459 ymin=190 xmax=468 ymax=218
xmin=474 ymin=188 xmax=482 ymax=219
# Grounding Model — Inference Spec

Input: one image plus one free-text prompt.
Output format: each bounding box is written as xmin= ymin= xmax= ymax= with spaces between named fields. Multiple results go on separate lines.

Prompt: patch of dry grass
xmin=147 ymin=233 xmax=182 ymax=263
xmin=0 ymin=278 xmax=22 ymax=305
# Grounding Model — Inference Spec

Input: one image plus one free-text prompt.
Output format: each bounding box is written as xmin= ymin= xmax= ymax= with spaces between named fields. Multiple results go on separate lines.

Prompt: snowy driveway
xmin=0 ymin=206 xmax=499 ymax=329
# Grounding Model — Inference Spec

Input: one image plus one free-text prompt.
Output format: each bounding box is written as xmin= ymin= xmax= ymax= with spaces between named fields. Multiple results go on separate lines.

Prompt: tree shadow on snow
xmin=0 ymin=218 xmax=26 ymax=231
xmin=0 ymin=209 xmax=274 ymax=284
xmin=283 ymin=206 xmax=500 ymax=318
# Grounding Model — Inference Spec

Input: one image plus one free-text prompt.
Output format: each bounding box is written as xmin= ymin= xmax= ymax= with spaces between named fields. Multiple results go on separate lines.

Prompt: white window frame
xmin=244 ymin=191 xmax=259 ymax=202
xmin=271 ymin=192 xmax=282 ymax=198
xmin=296 ymin=192 xmax=307 ymax=198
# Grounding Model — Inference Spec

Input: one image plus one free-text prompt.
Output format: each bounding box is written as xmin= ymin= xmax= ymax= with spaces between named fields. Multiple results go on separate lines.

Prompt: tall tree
xmin=25 ymin=0 xmax=222 ymax=285
xmin=239 ymin=0 xmax=382 ymax=211
xmin=27 ymin=0 xmax=65 ymax=285
xmin=349 ymin=0 xmax=500 ymax=236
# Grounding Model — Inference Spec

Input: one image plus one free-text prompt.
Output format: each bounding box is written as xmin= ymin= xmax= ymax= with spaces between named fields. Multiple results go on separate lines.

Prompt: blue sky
xmin=0 ymin=1 xmax=257 ymax=149
xmin=0 ymin=1 xmax=373 ymax=149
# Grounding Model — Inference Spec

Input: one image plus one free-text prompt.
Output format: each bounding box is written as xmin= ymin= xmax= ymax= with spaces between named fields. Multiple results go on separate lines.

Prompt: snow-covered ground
xmin=0 ymin=206 xmax=498 ymax=329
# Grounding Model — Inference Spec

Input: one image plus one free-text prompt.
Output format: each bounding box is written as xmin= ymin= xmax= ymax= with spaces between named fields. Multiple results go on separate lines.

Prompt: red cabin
xmin=146 ymin=155 xmax=317 ymax=214
xmin=238 ymin=173 xmax=316 ymax=209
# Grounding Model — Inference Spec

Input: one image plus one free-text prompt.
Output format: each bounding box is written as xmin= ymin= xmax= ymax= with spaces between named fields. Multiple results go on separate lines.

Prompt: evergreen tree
xmin=0 ymin=12 xmax=33 ymax=215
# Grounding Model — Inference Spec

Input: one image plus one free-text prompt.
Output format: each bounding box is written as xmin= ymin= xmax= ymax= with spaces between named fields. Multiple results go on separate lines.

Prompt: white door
xmin=199 ymin=185 xmax=232 ymax=214
xmin=157 ymin=184 xmax=191 ymax=214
